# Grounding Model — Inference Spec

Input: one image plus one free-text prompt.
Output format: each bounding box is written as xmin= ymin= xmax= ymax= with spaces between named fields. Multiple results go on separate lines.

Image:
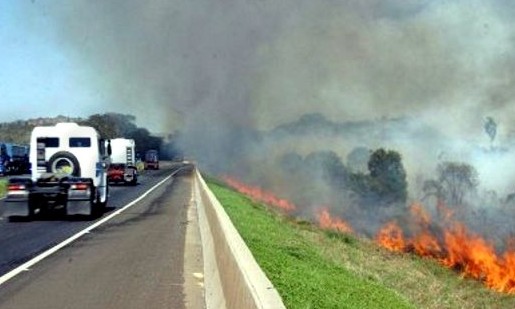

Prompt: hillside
xmin=207 ymin=177 xmax=515 ymax=309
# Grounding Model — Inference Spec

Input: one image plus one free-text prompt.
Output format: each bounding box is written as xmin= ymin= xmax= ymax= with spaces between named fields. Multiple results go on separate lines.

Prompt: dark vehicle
xmin=0 ymin=143 xmax=30 ymax=175
xmin=144 ymin=149 xmax=159 ymax=170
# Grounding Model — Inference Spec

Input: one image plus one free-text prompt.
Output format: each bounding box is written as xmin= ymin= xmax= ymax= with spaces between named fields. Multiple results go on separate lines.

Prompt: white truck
xmin=106 ymin=138 xmax=138 ymax=185
xmin=3 ymin=122 xmax=111 ymax=220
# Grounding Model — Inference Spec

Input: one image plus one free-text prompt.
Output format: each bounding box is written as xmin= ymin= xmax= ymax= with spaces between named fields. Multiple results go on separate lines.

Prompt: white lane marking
xmin=0 ymin=168 xmax=186 ymax=286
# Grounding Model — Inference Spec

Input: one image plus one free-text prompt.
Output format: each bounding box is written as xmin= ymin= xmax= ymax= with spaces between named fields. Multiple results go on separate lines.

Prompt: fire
xmin=376 ymin=221 xmax=406 ymax=252
xmin=221 ymin=174 xmax=515 ymax=293
xmin=317 ymin=208 xmax=353 ymax=233
xmin=222 ymin=176 xmax=296 ymax=211
xmin=375 ymin=203 xmax=515 ymax=293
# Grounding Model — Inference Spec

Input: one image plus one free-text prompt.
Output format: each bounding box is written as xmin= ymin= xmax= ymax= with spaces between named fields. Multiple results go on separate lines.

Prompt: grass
xmin=206 ymin=179 xmax=515 ymax=309
xmin=0 ymin=179 xmax=6 ymax=198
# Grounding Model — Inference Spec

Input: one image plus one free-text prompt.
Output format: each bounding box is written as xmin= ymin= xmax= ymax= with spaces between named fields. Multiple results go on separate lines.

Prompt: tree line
xmin=279 ymin=147 xmax=480 ymax=209
xmin=0 ymin=113 xmax=183 ymax=160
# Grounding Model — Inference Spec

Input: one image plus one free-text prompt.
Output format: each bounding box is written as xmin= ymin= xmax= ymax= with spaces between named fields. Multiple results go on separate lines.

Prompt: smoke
xmin=20 ymin=1 xmax=515 ymax=240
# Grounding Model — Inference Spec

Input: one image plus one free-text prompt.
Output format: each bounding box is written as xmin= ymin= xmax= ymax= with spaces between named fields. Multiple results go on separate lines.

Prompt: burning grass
xmin=207 ymin=176 xmax=515 ymax=308
xmin=375 ymin=203 xmax=515 ymax=294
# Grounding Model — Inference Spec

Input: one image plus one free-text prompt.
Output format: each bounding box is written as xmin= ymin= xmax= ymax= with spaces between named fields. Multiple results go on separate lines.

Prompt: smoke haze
xmin=17 ymin=0 xmax=515 ymax=239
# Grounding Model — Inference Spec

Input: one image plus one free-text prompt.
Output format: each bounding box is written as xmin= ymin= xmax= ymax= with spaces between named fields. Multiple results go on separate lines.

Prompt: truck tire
xmin=130 ymin=174 xmax=138 ymax=186
xmin=47 ymin=151 xmax=81 ymax=176
xmin=91 ymin=185 xmax=108 ymax=218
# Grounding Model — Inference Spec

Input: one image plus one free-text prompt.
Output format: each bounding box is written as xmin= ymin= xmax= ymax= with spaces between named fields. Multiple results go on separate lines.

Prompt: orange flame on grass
xmin=221 ymin=175 xmax=515 ymax=293
xmin=222 ymin=176 xmax=296 ymax=211
xmin=376 ymin=221 xmax=406 ymax=252
xmin=375 ymin=202 xmax=515 ymax=293
xmin=317 ymin=208 xmax=353 ymax=233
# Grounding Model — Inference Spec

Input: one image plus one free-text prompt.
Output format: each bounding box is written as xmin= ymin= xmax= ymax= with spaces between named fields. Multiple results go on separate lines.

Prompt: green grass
xmin=206 ymin=179 xmax=515 ymax=309
xmin=0 ymin=179 xmax=6 ymax=198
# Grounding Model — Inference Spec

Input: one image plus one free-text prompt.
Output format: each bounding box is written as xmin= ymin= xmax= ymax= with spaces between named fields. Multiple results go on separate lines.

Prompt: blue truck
xmin=0 ymin=143 xmax=30 ymax=176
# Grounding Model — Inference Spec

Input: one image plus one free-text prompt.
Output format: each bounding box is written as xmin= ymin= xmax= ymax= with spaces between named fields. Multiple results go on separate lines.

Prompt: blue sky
xmin=0 ymin=1 xmax=110 ymax=123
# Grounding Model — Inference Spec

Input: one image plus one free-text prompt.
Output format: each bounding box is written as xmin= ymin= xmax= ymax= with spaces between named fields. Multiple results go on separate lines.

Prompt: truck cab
xmin=3 ymin=122 xmax=110 ymax=220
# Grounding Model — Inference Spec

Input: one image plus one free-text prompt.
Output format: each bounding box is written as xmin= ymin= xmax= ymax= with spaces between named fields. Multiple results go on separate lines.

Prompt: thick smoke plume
xmin=20 ymin=1 xmax=515 ymax=242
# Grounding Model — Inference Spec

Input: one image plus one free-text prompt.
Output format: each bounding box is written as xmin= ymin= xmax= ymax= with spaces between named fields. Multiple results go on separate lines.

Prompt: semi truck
xmin=144 ymin=149 xmax=159 ymax=170
xmin=106 ymin=138 xmax=138 ymax=185
xmin=3 ymin=122 xmax=111 ymax=220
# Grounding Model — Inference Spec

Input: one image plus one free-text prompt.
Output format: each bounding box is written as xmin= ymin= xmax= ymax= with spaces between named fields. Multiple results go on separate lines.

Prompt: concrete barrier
xmin=193 ymin=169 xmax=286 ymax=309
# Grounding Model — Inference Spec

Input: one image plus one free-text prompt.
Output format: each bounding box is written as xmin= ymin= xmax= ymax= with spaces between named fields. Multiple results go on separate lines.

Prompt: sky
xmin=1 ymin=0 xmax=515 ymax=139
xmin=0 ymin=1 xmax=170 ymax=132
xmin=2 ymin=0 xmax=515 ymax=136
xmin=0 ymin=2 xmax=103 ymax=124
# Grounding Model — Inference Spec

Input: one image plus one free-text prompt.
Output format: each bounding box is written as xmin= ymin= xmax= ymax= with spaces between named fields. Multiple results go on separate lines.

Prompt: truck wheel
xmin=48 ymin=151 xmax=81 ymax=176
xmin=91 ymin=185 xmax=108 ymax=218
xmin=130 ymin=175 xmax=138 ymax=186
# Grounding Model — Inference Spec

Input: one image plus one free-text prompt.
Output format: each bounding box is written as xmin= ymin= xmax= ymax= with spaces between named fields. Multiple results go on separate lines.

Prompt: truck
xmin=3 ymin=122 xmax=111 ymax=220
xmin=0 ymin=143 xmax=30 ymax=175
xmin=144 ymin=149 xmax=159 ymax=170
xmin=106 ymin=138 xmax=138 ymax=185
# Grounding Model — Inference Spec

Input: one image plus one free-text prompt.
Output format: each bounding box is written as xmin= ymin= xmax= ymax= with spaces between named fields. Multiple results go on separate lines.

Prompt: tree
xmin=367 ymin=148 xmax=408 ymax=205
xmin=432 ymin=161 xmax=479 ymax=206
xmin=304 ymin=151 xmax=348 ymax=189
xmin=278 ymin=152 xmax=303 ymax=174
xmin=346 ymin=146 xmax=370 ymax=173
xmin=81 ymin=113 xmax=138 ymax=139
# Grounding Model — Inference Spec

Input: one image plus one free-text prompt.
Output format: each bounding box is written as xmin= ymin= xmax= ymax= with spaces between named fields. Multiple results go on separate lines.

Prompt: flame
xmin=317 ymin=208 xmax=353 ymax=233
xmin=222 ymin=176 xmax=296 ymax=211
xmin=221 ymin=175 xmax=515 ymax=293
xmin=376 ymin=221 xmax=406 ymax=252
xmin=375 ymin=202 xmax=515 ymax=293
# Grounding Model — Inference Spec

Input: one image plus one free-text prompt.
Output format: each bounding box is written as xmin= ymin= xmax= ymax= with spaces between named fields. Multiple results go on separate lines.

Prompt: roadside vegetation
xmin=206 ymin=178 xmax=515 ymax=309
xmin=0 ymin=179 xmax=6 ymax=198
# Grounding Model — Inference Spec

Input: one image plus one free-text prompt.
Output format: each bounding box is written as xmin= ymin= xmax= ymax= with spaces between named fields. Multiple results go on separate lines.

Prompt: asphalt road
xmin=0 ymin=162 xmax=204 ymax=309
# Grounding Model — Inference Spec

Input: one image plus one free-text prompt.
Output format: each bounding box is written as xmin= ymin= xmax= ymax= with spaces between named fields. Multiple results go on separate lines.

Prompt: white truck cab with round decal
xmin=3 ymin=123 xmax=111 ymax=220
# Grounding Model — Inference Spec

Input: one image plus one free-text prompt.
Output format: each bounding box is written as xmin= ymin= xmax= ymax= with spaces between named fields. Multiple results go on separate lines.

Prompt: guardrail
xmin=193 ymin=169 xmax=286 ymax=309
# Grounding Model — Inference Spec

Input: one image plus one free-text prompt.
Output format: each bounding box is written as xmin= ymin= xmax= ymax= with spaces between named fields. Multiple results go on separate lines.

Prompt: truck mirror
xmin=107 ymin=140 xmax=112 ymax=156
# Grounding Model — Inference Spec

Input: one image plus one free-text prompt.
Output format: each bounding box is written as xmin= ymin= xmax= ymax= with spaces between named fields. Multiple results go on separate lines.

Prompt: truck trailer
xmin=106 ymin=138 xmax=138 ymax=185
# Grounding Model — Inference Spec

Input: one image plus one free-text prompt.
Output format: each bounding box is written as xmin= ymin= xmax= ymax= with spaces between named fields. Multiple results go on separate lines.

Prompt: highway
xmin=0 ymin=162 xmax=204 ymax=309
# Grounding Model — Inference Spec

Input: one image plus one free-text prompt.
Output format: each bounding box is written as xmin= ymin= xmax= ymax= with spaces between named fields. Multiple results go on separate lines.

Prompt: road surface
xmin=0 ymin=162 xmax=205 ymax=309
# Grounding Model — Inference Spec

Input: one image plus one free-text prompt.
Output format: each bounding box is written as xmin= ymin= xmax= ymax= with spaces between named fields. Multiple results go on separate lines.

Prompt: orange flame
xmin=376 ymin=221 xmax=406 ymax=252
xmin=317 ymin=208 xmax=353 ymax=233
xmin=222 ymin=176 xmax=296 ymax=211
xmin=221 ymin=175 xmax=515 ymax=293
xmin=375 ymin=202 xmax=515 ymax=293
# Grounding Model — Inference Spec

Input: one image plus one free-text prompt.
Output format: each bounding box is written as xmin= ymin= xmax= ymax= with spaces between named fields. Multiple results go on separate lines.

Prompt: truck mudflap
xmin=67 ymin=200 xmax=93 ymax=216
xmin=2 ymin=200 xmax=32 ymax=218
